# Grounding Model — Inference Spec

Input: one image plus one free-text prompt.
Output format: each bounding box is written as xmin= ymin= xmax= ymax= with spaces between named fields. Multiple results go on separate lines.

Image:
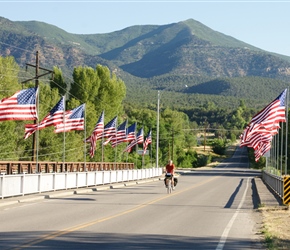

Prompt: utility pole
xmin=204 ymin=119 xmax=207 ymax=152
xmin=156 ymin=91 xmax=160 ymax=168
xmin=172 ymin=128 xmax=174 ymax=162
xmin=21 ymin=51 xmax=54 ymax=163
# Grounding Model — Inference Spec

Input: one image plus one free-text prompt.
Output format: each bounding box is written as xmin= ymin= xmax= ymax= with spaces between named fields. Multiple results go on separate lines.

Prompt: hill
xmin=0 ymin=16 xmax=289 ymax=110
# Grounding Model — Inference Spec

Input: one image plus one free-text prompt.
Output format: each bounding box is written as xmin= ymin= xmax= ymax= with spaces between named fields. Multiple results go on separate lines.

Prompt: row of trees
xmin=0 ymin=56 xmax=198 ymax=168
xmin=1 ymin=55 xmax=284 ymax=169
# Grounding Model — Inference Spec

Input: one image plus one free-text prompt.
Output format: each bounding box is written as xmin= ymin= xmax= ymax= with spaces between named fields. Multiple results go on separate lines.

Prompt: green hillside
xmin=1 ymin=16 xmax=290 ymax=111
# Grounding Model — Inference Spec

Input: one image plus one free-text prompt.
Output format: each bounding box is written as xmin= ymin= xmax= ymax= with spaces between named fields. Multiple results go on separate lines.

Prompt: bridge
xmin=0 ymin=146 xmax=283 ymax=249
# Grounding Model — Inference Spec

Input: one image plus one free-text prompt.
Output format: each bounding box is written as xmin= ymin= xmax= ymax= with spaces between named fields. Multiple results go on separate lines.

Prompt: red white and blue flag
xmin=87 ymin=111 xmax=104 ymax=158
xmin=24 ymin=96 xmax=65 ymax=139
xmin=110 ymin=120 xmax=127 ymax=147
xmin=124 ymin=127 xmax=143 ymax=153
xmin=0 ymin=87 xmax=38 ymax=121
xmin=124 ymin=122 xmax=136 ymax=143
xmin=142 ymin=129 xmax=152 ymax=156
xmin=54 ymin=104 xmax=85 ymax=133
xmin=103 ymin=116 xmax=117 ymax=138
xmin=240 ymin=88 xmax=287 ymax=161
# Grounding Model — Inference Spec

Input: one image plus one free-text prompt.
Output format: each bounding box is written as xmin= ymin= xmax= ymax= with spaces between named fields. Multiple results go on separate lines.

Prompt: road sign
xmin=137 ymin=150 xmax=149 ymax=155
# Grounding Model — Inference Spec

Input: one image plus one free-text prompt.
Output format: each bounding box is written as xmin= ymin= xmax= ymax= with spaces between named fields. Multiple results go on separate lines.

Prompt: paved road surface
xmin=0 ymin=147 xmax=266 ymax=249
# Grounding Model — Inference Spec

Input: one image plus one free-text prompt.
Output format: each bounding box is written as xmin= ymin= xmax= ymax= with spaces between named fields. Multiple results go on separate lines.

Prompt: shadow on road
xmin=0 ymin=231 xmax=264 ymax=250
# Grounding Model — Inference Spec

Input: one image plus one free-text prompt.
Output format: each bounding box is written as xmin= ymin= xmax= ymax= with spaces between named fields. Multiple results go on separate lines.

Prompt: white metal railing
xmin=262 ymin=170 xmax=284 ymax=199
xmin=0 ymin=168 xmax=162 ymax=199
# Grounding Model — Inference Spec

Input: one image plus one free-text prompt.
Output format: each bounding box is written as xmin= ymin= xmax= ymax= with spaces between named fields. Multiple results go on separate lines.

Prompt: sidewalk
xmin=254 ymin=176 xmax=283 ymax=207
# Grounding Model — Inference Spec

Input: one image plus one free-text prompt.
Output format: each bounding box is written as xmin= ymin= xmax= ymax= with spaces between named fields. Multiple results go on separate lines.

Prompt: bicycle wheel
xmin=167 ymin=179 xmax=172 ymax=194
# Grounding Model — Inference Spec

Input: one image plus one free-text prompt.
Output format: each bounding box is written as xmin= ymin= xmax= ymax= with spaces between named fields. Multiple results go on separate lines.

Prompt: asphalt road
xmin=0 ymin=147 xmax=264 ymax=250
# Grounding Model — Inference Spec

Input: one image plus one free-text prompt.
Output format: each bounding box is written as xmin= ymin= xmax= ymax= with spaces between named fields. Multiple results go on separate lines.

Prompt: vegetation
xmin=1 ymin=16 xmax=290 ymax=170
xmin=260 ymin=207 xmax=290 ymax=250
xmin=1 ymin=55 xmax=289 ymax=170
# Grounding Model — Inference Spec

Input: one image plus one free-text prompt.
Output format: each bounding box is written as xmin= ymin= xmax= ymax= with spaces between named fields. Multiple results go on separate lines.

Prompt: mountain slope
xmin=0 ymin=16 xmax=290 ymax=110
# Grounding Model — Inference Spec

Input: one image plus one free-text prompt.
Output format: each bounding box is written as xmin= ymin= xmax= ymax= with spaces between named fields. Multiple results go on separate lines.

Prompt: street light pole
xmin=156 ymin=91 xmax=160 ymax=168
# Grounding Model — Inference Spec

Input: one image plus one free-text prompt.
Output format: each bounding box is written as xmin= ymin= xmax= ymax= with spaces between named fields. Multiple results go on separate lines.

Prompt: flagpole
xmin=285 ymin=87 xmax=289 ymax=175
xmin=84 ymin=104 xmax=87 ymax=171
xmin=36 ymin=87 xmax=40 ymax=172
xmin=114 ymin=135 xmax=117 ymax=170
xmin=156 ymin=91 xmax=160 ymax=168
xmin=101 ymin=112 xmax=104 ymax=166
xmin=62 ymin=96 xmax=66 ymax=171
xmin=281 ymin=123 xmax=284 ymax=175
xmin=150 ymin=138 xmax=153 ymax=167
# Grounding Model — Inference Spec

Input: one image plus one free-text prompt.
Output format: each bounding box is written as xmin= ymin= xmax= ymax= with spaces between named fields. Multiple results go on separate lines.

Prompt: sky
xmin=1 ymin=0 xmax=290 ymax=56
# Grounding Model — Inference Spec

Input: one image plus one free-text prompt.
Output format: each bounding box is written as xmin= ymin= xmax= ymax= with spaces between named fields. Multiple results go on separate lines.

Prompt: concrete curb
xmin=110 ymin=184 xmax=125 ymax=189
xmin=0 ymin=200 xmax=19 ymax=207
xmin=19 ymin=196 xmax=46 ymax=203
xmin=45 ymin=191 xmax=75 ymax=199
xmin=93 ymin=186 xmax=111 ymax=191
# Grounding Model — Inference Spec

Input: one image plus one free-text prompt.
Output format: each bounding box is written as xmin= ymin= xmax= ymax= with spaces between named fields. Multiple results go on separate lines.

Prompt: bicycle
xmin=164 ymin=174 xmax=174 ymax=194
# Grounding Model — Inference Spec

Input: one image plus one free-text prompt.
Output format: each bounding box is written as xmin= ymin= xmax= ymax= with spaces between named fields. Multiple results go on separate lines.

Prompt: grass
xmin=259 ymin=207 xmax=290 ymax=249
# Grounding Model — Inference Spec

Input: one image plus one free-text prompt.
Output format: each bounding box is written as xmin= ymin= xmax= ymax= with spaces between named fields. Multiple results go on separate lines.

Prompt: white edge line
xmin=215 ymin=177 xmax=250 ymax=250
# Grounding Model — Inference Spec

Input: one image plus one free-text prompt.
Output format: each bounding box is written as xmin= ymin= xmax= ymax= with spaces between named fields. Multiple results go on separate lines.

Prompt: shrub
xmin=211 ymin=138 xmax=227 ymax=155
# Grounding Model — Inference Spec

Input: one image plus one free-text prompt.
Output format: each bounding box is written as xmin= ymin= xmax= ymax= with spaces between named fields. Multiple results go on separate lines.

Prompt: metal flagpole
xmin=285 ymin=87 xmax=289 ymax=175
xmin=36 ymin=87 xmax=40 ymax=172
xmin=84 ymin=104 xmax=87 ymax=171
xmin=150 ymin=138 xmax=153 ymax=167
xmin=114 ymin=118 xmax=118 ymax=170
xmin=156 ymin=91 xmax=160 ymax=168
xmin=101 ymin=112 xmax=105 ymax=166
xmin=281 ymin=123 xmax=284 ymax=175
xmin=62 ymin=96 xmax=66 ymax=171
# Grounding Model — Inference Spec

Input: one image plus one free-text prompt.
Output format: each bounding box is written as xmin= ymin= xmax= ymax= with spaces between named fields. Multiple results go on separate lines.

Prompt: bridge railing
xmin=0 ymin=161 xmax=135 ymax=174
xmin=262 ymin=170 xmax=284 ymax=199
xmin=0 ymin=167 xmax=163 ymax=199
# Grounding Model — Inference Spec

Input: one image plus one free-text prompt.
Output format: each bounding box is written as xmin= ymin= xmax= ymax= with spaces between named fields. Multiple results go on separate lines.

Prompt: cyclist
xmin=164 ymin=160 xmax=175 ymax=190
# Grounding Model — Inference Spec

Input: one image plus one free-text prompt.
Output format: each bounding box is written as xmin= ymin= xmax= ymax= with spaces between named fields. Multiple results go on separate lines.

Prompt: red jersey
xmin=166 ymin=164 xmax=175 ymax=174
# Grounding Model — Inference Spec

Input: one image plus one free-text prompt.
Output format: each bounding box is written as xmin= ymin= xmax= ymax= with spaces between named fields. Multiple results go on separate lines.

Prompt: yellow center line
xmin=13 ymin=175 xmax=220 ymax=249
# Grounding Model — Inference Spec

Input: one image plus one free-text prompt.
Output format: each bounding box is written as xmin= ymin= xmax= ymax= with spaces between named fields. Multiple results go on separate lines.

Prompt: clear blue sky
xmin=1 ymin=1 xmax=290 ymax=56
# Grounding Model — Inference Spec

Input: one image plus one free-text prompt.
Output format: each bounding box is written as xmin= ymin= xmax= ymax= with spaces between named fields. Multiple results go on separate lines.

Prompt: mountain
xmin=0 ymin=16 xmax=289 ymax=110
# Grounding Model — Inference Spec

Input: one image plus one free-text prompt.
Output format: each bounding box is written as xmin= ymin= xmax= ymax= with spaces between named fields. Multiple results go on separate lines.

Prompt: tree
xmin=0 ymin=56 xmax=20 ymax=98
xmin=50 ymin=66 xmax=67 ymax=96
xmin=0 ymin=56 xmax=26 ymax=160
xmin=95 ymin=65 xmax=126 ymax=118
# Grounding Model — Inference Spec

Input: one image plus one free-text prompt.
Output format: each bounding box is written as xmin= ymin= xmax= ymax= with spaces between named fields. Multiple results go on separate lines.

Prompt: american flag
xmin=245 ymin=88 xmax=287 ymax=136
xmin=142 ymin=129 xmax=152 ymax=156
xmin=111 ymin=120 xmax=127 ymax=147
xmin=24 ymin=96 xmax=65 ymax=139
xmin=240 ymin=89 xmax=287 ymax=161
xmin=124 ymin=127 xmax=143 ymax=153
xmin=0 ymin=87 xmax=38 ymax=121
xmin=54 ymin=104 xmax=85 ymax=133
xmin=87 ymin=111 xmax=104 ymax=158
xmin=254 ymin=142 xmax=271 ymax=162
xmin=124 ymin=122 xmax=136 ymax=142
xmin=103 ymin=116 xmax=117 ymax=138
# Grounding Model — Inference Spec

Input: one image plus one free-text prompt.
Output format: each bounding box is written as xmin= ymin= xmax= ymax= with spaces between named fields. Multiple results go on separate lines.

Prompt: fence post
xmin=1 ymin=174 xmax=4 ymax=199
xmin=21 ymin=173 xmax=25 ymax=196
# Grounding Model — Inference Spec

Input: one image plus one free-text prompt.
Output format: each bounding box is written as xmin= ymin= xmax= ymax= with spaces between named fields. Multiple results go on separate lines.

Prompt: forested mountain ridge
xmin=1 ymin=17 xmax=290 ymax=167
xmin=0 ymin=16 xmax=290 ymax=110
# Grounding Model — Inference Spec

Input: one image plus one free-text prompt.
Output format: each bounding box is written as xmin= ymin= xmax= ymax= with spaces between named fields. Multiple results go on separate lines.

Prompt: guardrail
xmin=0 ymin=167 xmax=162 ymax=199
xmin=262 ymin=170 xmax=284 ymax=199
